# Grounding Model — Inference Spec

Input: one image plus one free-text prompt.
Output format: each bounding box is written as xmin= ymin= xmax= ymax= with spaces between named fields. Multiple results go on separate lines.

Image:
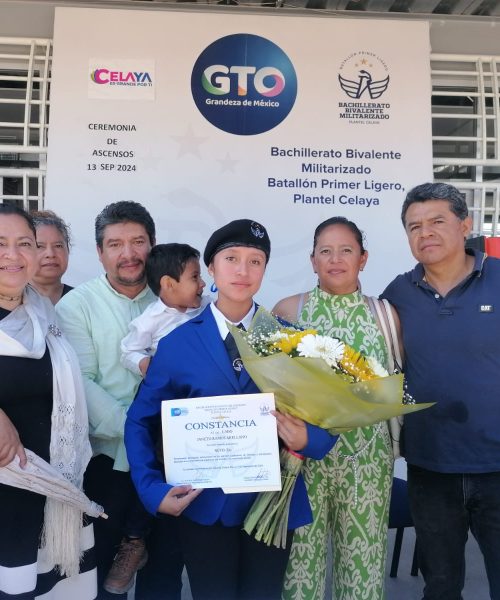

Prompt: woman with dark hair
xmin=0 ymin=204 xmax=96 ymax=598
xmin=31 ymin=210 xmax=72 ymax=304
xmin=125 ymin=218 xmax=337 ymax=600
xmin=274 ymin=216 xmax=400 ymax=600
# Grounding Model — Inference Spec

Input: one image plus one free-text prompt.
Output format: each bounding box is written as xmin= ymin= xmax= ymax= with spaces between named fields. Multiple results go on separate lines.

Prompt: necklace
xmin=0 ymin=292 xmax=22 ymax=302
xmin=333 ymin=422 xmax=384 ymax=507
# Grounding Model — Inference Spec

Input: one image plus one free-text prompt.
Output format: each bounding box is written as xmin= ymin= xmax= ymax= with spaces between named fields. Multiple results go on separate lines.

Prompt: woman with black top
xmin=0 ymin=204 xmax=96 ymax=599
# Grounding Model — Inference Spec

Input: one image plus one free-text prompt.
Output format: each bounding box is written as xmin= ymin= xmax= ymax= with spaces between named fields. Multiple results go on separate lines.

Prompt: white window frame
xmin=431 ymin=54 xmax=500 ymax=235
xmin=0 ymin=37 xmax=51 ymax=211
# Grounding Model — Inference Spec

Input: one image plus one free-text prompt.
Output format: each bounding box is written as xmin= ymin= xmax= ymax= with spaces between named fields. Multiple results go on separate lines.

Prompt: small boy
xmin=121 ymin=243 xmax=208 ymax=377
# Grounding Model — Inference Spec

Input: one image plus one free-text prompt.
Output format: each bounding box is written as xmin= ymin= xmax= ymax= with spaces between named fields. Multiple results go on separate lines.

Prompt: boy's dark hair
xmin=95 ymin=201 xmax=156 ymax=249
xmin=146 ymin=243 xmax=200 ymax=296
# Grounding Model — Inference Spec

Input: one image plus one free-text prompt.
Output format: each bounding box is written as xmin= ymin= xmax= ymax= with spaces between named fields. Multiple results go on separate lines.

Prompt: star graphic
xmin=139 ymin=147 xmax=163 ymax=171
xmin=171 ymin=125 xmax=209 ymax=158
xmin=218 ymin=153 xmax=239 ymax=173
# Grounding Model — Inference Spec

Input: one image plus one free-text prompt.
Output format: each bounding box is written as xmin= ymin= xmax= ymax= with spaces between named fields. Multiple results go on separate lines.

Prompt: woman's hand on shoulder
xmin=272 ymin=294 xmax=305 ymax=323
xmin=0 ymin=409 xmax=27 ymax=468
xmin=272 ymin=410 xmax=308 ymax=452
xmin=157 ymin=485 xmax=203 ymax=517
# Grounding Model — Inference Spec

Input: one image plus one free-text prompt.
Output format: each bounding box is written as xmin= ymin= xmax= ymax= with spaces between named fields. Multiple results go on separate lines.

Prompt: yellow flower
xmin=339 ymin=346 xmax=379 ymax=381
xmin=273 ymin=336 xmax=294 ymax=354
xmin=272 ymin=329 xmax=316 ymax=355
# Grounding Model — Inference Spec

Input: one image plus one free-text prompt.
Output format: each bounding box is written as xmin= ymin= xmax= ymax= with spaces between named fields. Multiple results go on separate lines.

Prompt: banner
xmin=46 ymin=7 xmax=432 ymax=303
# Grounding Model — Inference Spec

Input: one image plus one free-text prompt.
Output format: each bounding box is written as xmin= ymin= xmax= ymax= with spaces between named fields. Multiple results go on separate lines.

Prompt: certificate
xmin=161 ymin=393 xmax=281 ymax=494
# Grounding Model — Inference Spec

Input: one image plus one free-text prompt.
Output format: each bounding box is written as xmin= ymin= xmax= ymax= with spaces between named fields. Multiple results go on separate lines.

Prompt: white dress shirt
xmin=209 ymin=301 xmax=256 ymax=339
xmin=120 ymin=295 xmax=211 ymax=376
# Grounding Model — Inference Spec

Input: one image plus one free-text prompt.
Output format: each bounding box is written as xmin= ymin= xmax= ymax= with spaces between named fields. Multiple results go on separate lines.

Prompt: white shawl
xmin=0 ymin=285 xmax=92 ymax=576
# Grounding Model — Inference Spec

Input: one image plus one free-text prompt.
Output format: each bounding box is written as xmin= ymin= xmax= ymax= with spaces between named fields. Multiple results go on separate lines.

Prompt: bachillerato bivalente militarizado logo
xmin=337 ymin=51 xmax=390 ymax=125
xmin=191 ymin=34 xmax=297 ymax=135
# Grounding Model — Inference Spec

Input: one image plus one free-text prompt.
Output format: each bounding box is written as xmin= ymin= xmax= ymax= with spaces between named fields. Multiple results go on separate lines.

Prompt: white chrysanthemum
xmin=297 ymin=334 xmax=345 ymax=368
xmin=366 ymin=356 xmax=389 ymax=377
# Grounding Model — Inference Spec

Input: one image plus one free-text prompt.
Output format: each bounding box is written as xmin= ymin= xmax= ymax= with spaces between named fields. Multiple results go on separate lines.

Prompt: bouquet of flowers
xmin=228 ymin=307 xmax=432 ymax=548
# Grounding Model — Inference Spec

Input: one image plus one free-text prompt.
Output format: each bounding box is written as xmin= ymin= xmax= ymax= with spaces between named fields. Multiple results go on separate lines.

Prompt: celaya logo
xmin=90 ymin=69 xmax=153 ymax=87
xmin=191 ymin=34 xmax=297 ymax=135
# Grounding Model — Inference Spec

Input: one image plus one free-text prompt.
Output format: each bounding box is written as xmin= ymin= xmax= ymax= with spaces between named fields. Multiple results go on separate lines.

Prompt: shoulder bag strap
xmin=378 ymin=298 xmax=403 ymax=371
xmin=365 ymin=296 xmax=404 ymax=458
xmin=365 ymin=296 xmax=401 ymax=374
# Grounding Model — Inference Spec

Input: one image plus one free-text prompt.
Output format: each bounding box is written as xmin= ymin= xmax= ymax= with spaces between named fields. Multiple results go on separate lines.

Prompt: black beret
xmin=203 ymin=219 xmax=271 ymax=266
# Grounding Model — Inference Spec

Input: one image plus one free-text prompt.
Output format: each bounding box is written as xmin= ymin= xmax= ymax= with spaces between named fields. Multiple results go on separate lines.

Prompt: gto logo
xmin=191 ymin=34 xmax=297 ymax=136
xmin=202 ymin=65 xmax=285 ymax=98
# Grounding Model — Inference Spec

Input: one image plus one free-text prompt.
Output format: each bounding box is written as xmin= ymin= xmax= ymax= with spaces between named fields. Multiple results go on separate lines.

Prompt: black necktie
xmin=224 ymin=324 xmax=245 ymax=376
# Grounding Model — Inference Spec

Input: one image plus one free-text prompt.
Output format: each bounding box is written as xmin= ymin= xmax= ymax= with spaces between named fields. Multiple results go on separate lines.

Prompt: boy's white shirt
xmin=120 ymin=294 xmax=211 ymax=376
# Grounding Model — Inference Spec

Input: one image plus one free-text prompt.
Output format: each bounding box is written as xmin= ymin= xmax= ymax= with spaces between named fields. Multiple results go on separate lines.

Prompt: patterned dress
xmin=282 ymin=287 xmax=394 ymax=600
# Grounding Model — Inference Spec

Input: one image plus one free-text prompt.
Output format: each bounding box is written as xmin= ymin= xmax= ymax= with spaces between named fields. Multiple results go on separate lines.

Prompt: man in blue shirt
xmin=383 ymin=182 xmax=500 ymax=600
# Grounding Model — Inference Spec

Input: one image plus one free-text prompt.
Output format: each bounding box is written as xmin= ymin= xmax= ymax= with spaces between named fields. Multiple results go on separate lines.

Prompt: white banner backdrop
xmin=46 ymin=7 xmax=432 ymax=305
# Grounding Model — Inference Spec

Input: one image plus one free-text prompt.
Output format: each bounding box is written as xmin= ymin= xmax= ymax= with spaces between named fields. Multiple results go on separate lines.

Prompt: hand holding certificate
xmin=157 ymin=485 xmax=203 ymax=516
xmin=161 ymin=393 xmax=281 ymax=494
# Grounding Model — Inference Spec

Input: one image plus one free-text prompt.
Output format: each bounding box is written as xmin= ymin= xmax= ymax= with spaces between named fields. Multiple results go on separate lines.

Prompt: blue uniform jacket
xmin=125 ymin=304 xmax=337 ymax=528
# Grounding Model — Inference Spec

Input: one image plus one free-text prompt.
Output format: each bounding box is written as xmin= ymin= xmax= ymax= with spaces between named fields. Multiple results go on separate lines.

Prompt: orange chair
xmin=465 ymin=236 xmax=500 ymax=258
xmin=485 ymin=237 xmax=500 ymax=258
